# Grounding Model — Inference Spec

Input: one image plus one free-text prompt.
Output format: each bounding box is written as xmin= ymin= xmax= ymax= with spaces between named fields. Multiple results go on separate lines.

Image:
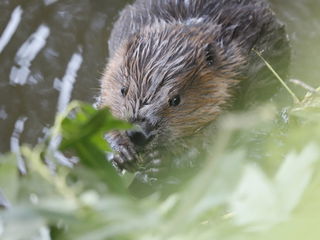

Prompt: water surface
xmin=0 ymin=0 xmax=319 ymax=153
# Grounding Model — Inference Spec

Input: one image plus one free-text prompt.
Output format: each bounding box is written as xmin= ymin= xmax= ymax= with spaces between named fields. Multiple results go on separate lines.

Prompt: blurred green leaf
xmin=0 ymin=154 xmax=19 ymax=205
xmin=60 ymin=103 xmax=131 ymax=150
xmin=1 ymin=92 xmax=320 ymax=240
xmin=58 ymin=102 xmax=131 ymax=195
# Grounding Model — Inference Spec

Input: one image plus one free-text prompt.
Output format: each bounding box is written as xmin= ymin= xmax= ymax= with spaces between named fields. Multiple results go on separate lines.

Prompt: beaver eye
xmin=205 ymin=43 xmax=215 ymax=66
xmin=169 ymin=95 xmax=181 ymax=107
xmin=121 ymin=87 xmax=128 ymax=97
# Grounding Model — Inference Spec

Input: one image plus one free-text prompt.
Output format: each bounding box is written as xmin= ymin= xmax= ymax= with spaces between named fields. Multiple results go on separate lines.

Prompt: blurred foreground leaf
xmin=58 ymin=101 xmax=131 ymax=194
xmin=0 ymin=154 xmax=18 ymax=207
xmin=1 ymin=93 xmax=320 ymax=240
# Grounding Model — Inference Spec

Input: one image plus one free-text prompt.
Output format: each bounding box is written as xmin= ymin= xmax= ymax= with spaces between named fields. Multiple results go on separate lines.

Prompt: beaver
xmin=98 ymin=0 xmax=290 ymax=188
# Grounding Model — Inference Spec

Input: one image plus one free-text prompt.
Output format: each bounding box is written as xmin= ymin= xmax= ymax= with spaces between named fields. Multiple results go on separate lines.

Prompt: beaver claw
xmin=105 ymin=131 xmax=139 ymax=172
xmin=105 ymin=131 xmax=167 ymax=185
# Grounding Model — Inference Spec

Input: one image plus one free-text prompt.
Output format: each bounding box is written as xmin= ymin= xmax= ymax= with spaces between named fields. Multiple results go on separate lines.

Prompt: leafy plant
xmin=1 ymin=88 xmax=320 ymax=240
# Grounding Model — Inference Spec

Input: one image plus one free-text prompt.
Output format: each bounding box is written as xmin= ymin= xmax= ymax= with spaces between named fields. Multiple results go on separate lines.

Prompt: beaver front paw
xmin=105 ymin=131 xmax=139 ymax=172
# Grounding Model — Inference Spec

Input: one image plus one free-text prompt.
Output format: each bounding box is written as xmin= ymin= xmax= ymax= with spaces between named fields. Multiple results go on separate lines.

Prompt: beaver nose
xmin=127 ymin=130 xmax=152 ymax=147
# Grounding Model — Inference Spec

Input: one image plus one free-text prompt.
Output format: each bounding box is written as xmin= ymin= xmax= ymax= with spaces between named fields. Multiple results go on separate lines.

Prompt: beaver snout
xmin=127 ymin=129 xmax=153 ymax=147
xmin=127 ymin=116 xmax=157 ymax=147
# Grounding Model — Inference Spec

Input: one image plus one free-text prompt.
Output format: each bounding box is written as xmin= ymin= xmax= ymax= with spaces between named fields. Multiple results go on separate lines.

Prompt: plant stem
xmin=254 ymin=50 xmax=300 ymax=104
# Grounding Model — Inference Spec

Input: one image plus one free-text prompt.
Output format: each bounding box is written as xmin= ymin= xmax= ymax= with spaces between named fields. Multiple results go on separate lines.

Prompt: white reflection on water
xmin=10 ymin=117 xmax=28 ymax=174
xmin=48 ymin=50 xmax=83 ymax=167
xmin=56 ymin=50 xmax=83 ymax=113
xmin=10 ymin=24 xmax=50 ymax=85
xmin=43 ymin=0 xmax=58 ymax=6
xmin=0 ymin=106 xmax=8 ymax=120
xmin=0 ymin=6 xmax=23 ymax=54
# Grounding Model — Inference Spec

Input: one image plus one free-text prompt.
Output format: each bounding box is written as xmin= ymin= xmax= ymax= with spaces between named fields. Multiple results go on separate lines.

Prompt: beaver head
xmin=99 ymin=22 xmax=246 ymax=152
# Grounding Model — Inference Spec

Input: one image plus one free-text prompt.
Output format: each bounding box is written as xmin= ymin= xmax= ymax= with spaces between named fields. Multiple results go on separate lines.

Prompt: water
xmin=271 ymin=0 xmax=320 ymax=91
xmin=0 ymin=0 xmax=319 ymax=153
xmin=0 ymin=0 xmax=128 ymax=152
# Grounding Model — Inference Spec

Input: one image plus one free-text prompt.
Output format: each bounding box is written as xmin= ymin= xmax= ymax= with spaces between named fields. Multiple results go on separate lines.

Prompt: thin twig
xmin=290 ymin=79 xmax=318 ymax=94
xmin=254 ymin=49 xmax=300 ymax=104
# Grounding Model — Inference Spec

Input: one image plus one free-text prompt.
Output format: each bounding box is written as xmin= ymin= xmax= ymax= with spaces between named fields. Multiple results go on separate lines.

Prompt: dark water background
xmin=0 ymin=0 xmax=319 ymax=153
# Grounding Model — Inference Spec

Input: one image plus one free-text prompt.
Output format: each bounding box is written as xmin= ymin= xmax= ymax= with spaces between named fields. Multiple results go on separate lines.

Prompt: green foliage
xmin=58 ymin=102 xmax=131 ymax=194
xmin=1 ymin=91 xmax=320 ymax=240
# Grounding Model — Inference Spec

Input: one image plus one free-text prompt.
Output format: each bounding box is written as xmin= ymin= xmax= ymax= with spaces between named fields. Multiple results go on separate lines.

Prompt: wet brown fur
xmin=101 ymin=22 xmax=245 ymax=144
xmin=98 ymin=0 xmax=290 ymax=170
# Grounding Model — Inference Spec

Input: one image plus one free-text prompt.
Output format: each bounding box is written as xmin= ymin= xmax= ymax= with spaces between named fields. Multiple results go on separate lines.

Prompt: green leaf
xmin=0 ymin=154 xmax=19 ymax=205
xmin=58 ymin=102 xmax=131 ymax=195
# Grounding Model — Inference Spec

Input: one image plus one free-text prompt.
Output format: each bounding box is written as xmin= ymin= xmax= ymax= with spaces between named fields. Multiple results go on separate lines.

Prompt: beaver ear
xmin=204 ymin=43 xmax=215 ymax=67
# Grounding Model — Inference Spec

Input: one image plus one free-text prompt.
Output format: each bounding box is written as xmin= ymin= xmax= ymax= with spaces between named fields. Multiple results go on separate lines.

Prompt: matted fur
xmin=98 ymin=0 xmax=290 ymax=170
